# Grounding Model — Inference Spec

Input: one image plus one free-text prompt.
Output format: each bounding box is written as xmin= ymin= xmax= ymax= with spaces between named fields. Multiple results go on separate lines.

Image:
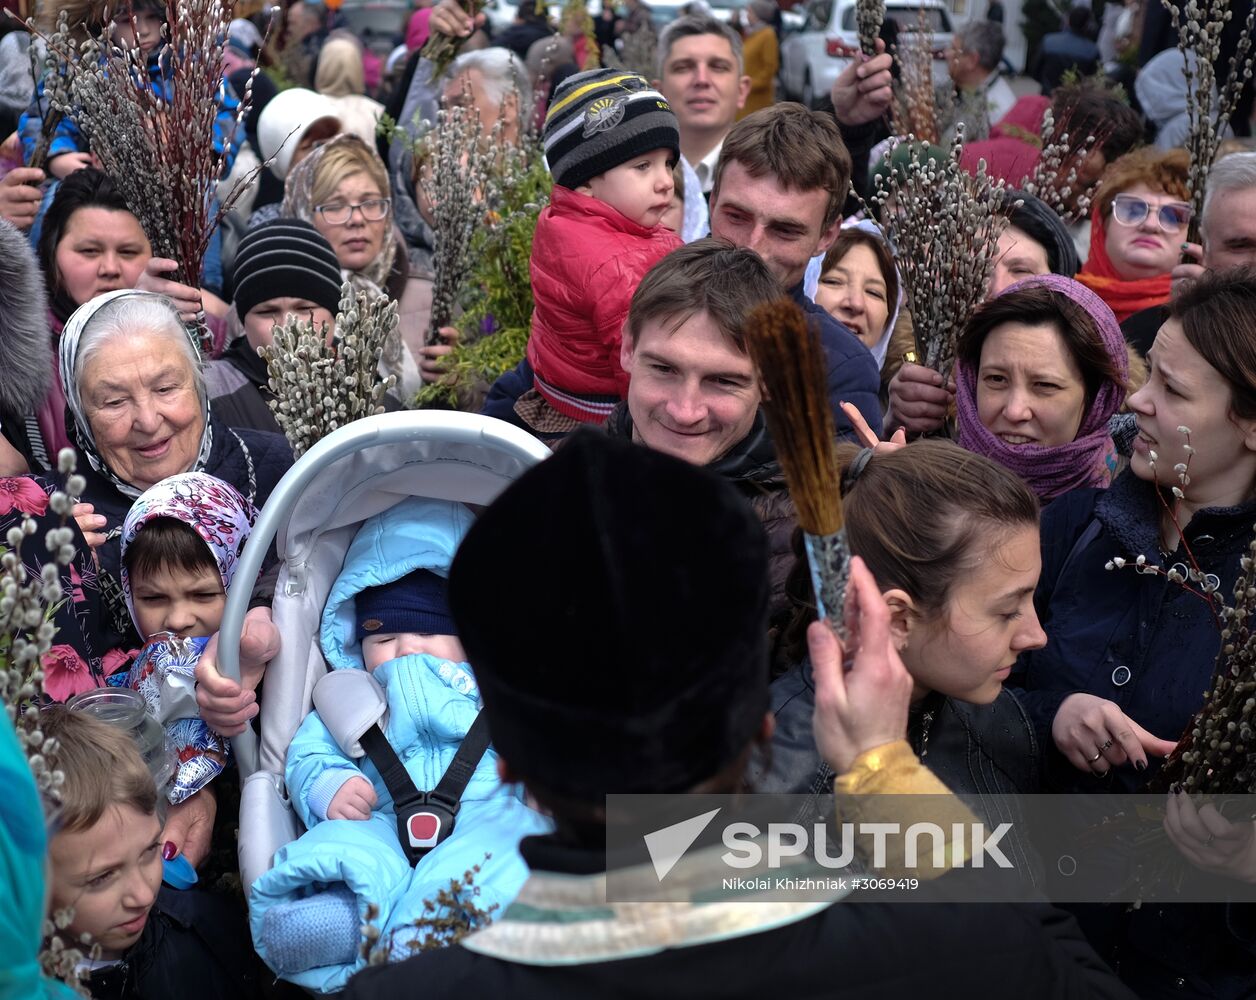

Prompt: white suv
xmin=779 ymin=0 xmax=954 ymax=108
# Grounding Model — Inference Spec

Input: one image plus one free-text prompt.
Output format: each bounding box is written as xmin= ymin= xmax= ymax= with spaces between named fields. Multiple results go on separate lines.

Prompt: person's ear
xmin=619 ymin=325 xmax=636 ymax=374
xmin=814 ymin=211 xmax=842 ymax=258
xmin=883 ymin=588 xmax=918 ymax=650
xmin=576 ymin=180 xmax=594 ymax=197
xmin=496 ymin=757 xmax=521 ymax=784
xmin=736 ymin=73 xmax=751 ymax=110
xmin=1238 ymin=414 xmax=1256 ymax=455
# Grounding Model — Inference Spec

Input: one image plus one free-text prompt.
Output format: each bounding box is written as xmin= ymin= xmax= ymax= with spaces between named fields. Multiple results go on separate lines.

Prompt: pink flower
xmin=42 ymin=644 xmax=97 ymax=703
xmin=0 ymin=477 xmax=49 ymax=517
xmin=101 ymin=647 xmax=137 ymax=679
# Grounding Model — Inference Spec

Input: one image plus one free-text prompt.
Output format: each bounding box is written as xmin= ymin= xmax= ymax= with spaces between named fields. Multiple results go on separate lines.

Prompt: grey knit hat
xmin=231 ymin=219 xmax=344 ymax=321
xmin=542 ymin=68 xmax=680 ymax=190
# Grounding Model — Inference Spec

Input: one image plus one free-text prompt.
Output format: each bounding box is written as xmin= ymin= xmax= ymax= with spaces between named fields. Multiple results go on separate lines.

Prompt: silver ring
xmin=1087 ymin=750 xmax=1103 ymax=763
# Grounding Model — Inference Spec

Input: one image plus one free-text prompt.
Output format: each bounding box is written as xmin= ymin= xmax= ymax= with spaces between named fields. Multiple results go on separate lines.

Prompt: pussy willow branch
xmin=55 ymin=0 xmax=268 ymax=351
xmin=418 ymin=91 xmax=510 ymax=346
xmin=873 ymin=132 xmax=1012 ymax=383
xmin=1164 ymin=0 xmax=1256 ymax=242
xmin=856 ymin=0 xmax=885 ymax=57
xmin=261 ymin=282 xmax=397 ymax=458
xmin=1024 ymin=106 xmax=1107 ymax=224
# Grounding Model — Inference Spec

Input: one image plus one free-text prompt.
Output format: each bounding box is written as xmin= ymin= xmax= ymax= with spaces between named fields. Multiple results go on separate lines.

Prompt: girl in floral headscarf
xmin=120 ymin=471 xmax=258 ymax=803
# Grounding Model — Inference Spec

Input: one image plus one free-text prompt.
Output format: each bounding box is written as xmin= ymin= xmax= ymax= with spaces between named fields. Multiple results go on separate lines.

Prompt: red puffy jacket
xmin=526 ymin=186 xmax=682 ymax=422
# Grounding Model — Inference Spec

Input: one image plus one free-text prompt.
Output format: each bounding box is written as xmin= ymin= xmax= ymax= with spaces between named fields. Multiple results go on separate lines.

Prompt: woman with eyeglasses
xmin=280 ymin=133 xmax=420 ymax=398
xmin=1076 ymin=147 xmax=1192 ymax=323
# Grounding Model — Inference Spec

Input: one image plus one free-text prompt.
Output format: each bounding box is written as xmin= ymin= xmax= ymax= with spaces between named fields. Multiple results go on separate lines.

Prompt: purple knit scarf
xmin=955 ymin=274 xmax=1128 ymax=503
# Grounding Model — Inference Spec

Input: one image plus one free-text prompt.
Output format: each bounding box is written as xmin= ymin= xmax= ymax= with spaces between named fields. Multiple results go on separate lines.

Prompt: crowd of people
xmin=2 ymin=0 xmax=1256 ymax=996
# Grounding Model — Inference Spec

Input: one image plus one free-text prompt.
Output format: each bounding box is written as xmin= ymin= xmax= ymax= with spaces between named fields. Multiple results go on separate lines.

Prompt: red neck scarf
xmin=1075 ymin=203 xmax=1172 ymax=323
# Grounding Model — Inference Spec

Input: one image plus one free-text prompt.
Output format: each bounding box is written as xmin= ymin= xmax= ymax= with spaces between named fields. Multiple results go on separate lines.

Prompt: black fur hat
xmin=449 ymin=431 xmax=771 ymax=799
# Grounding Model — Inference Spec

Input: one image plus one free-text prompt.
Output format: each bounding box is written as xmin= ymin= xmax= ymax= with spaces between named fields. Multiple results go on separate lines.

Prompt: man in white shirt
xmin=655 ymin=15 xmax=751 ymax=195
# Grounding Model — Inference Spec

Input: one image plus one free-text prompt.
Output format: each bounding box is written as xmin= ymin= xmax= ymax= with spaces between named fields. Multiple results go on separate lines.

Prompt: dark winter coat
xmin=1013 ymin=468 xmax=1256 ymax=998
xmin=605 ymin=403 xmax=798 ymax=636
xmin=1119 ymin=303 xmax=1168 ymax=359
xmin=0 ymin=219 xmax=52 ymax=470
xmin=1014 ymin=469 xmax=1256 ymax=793
xmin=341 ymin=833 xmax=1133 ymax=1000
xmin=84 ymin=887 xmax=264 ymax=1000
xmin=204 ymin=338 xmax=283 ymax=436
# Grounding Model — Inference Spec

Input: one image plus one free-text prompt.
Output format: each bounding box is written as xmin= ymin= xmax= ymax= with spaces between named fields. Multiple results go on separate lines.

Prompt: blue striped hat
xmin=542 ymin=69 xmax=680 ymax=190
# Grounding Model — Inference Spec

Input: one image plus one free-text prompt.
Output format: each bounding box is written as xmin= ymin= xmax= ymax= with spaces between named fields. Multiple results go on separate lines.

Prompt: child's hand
xmin=328 ymin=776 xmax=377 ymax=821
xmin=194 ymin=608 xmax=280 ymax=736
xmin=49 ymin=151 xmax=95 ymax=179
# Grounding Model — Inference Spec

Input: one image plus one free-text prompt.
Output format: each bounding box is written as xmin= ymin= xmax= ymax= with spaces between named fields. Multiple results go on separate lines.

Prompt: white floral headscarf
xmin=58 ymin=289 xmax=213 ymax=500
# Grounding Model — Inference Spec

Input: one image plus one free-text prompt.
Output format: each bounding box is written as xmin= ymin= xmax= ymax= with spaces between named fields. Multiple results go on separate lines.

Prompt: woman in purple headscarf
xmin=953 ymin=274 xmax=1130 ymax=503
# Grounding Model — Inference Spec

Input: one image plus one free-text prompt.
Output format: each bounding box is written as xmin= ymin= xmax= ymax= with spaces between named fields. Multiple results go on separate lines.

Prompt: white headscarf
xmin=58 ymin=289 xmax=213 ymax=500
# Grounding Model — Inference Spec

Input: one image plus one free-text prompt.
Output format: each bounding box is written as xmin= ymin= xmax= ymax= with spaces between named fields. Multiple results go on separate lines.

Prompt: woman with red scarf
xmin=1076 ymin=147 xmax=1191 ymax=323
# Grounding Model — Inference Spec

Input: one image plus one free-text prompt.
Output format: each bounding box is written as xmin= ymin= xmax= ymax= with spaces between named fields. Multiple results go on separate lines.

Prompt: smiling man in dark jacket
xmin=607 ymin=237 xmax=797 ymax=647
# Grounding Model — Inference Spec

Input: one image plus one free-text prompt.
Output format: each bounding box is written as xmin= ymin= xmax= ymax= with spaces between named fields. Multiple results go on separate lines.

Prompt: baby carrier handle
xmin=359 ymin=713 xmax=492 ymax=864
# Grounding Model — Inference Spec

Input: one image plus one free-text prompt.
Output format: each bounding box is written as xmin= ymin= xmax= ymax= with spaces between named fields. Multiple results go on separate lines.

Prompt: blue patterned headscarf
xmin=0 ymin=712 xmax=80 ymax=1000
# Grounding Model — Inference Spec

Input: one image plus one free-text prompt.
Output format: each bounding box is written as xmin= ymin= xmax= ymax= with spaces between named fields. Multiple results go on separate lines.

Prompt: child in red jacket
xmin=522 ymin=69 xmax=683 ymax=430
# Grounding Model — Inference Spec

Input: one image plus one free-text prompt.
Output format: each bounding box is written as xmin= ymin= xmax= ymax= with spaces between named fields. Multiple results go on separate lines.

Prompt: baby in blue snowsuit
xmin=250 ymin=497 xmax=547 ymax=994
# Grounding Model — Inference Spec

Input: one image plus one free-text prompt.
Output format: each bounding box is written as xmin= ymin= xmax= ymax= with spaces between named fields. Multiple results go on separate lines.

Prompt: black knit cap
xmin=542 ymin=68 xmax=680 ymax=190
xmin=231 ymin=218 xmax=344 ymax=321
xmin=449 ymin=431 xmax=770 ymax=799
xmin=356 ymin=569 xmax=456 ymax=642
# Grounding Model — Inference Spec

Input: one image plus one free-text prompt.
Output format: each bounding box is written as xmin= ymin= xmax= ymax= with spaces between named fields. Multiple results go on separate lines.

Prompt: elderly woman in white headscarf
xmin=58 ymin=290 xmax=293 ymax=640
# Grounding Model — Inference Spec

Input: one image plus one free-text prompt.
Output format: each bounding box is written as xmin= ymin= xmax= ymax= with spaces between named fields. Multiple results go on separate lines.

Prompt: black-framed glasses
xmin=313 ymin=197 xmax=391 ymax=226
xmin=1111 ymin=194 xmax=1192 ymax=234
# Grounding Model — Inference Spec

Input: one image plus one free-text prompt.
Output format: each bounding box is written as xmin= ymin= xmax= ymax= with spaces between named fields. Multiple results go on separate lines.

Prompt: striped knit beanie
xmin=231 ymin=219 xmax=345 ymax=321
xmin=543 ymin=69 xmax=680 ymax=190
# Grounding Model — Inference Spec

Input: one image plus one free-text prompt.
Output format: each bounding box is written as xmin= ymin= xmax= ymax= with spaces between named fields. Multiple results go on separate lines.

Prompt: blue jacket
xmin=251 ymin=497 xmax=547 ymax=994
xmin=20 ymin=45 xmax=240 ymax=172
xmin=1013 ymin=470 xmax=1256 ymax=997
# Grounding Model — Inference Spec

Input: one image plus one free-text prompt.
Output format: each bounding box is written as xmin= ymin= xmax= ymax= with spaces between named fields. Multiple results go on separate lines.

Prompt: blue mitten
xmin=261 ymin=885 xmax=360 ymax=975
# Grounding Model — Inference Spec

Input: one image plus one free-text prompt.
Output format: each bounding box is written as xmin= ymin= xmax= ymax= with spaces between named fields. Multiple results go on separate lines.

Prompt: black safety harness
xmin=358 ymin=713 xmax=491 ymax=865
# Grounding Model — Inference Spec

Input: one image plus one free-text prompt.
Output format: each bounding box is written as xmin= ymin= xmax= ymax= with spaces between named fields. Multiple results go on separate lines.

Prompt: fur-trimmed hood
xmin=0 ymin=220 xmax=52 ymax=419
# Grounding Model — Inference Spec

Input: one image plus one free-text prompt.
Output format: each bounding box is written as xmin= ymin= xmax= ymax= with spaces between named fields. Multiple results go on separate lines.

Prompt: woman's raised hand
xmin=71 ymin=502 xmax=107 ymax=550
xmin=1165 ymin=792 xmax=1256 ymax=883
xmin=1052 ymin=692 xmax=1178 ymax=774
xmin=135 ymin=258 xmax=205 ymax=323
xmin=841 ymin=400 xmax=906 ymax=454
xmin=810 ymin=556 xmax=913 ymax=775
xmin=886 ymin=362 xmax=953 ymax=437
